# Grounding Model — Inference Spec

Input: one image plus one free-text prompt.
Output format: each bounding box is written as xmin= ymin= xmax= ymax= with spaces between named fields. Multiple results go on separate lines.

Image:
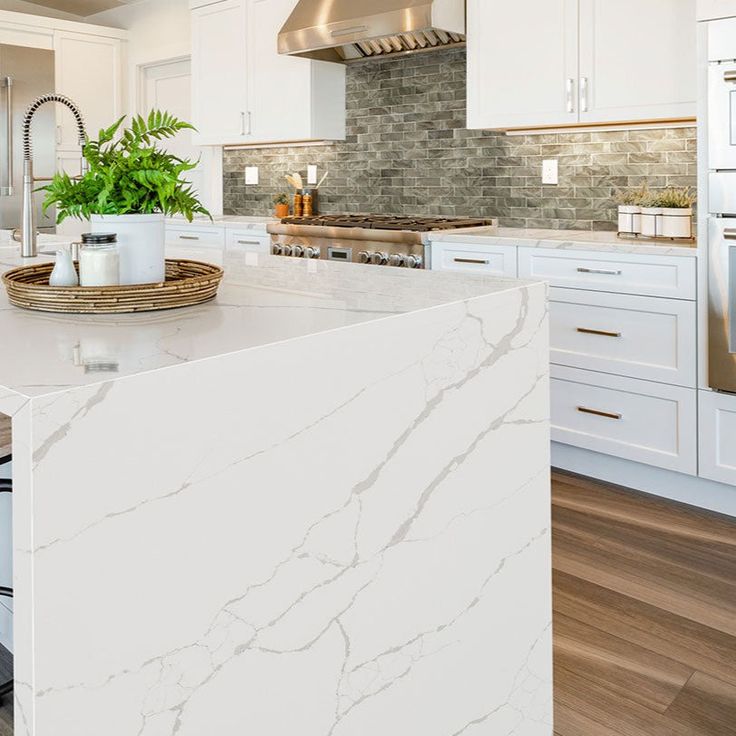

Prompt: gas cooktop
xmin=281 ymin=215 xmax=495 ymax=232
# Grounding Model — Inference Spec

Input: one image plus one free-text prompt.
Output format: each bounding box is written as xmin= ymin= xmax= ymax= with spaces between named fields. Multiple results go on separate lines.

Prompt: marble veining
xmin=431 ymin=226 xmax=698 ymax=257
xmin=3 ymin=248 xmax=552 ymax=735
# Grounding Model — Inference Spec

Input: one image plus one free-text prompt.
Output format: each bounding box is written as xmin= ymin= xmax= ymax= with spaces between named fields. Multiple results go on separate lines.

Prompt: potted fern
xmin=42 ymin=111 xmax=210 ymax=285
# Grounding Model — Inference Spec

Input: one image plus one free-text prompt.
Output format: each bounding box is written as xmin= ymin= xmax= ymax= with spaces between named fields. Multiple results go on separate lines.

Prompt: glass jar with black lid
xmin=79 ymin=232 xmax=120 ymax=287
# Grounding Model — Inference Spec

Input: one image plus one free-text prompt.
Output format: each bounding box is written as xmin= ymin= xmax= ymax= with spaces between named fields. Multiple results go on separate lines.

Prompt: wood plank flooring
xmin=553 ymin=470 xmax=736 ymax=736
xmin=0 ymin=471 xmax=733 ymax=735
xmin=0 ymin=415 xmax=9 ymax=461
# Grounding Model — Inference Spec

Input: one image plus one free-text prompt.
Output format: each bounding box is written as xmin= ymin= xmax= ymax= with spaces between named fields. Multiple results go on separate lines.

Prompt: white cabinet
xmin=699 ymin=390 xmax=736 ymax=485
xmin=54 ymin=31 xmax=123 ymax=149
xmin=578 ymin=0 xmax=697 ymax=125
xmin=431 ymin=241 xmax=518 ymax=277
xmin=166 ymin=223 xmax=226 ymax=249
xmin=190 ymin=0 xmax=345 ymax=147
xmin=191 ymin=0 xmax=248 ymax=146
xmin=550 ymin=288 xmax=697 ymax=387
xmin=518 ymin=247 xmax=698 ymax=300
xmin=467 ymin=0 xmax=578 ymax=130
xmin=226 ymin=228 xmax=270 ymax=253
xmin=552 ymin=365 xmax=698 ymax=474
xmin=468 ymin=0 xmax=697 ymax=130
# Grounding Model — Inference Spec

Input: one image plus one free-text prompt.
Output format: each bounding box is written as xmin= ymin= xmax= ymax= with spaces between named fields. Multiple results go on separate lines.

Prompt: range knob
xmin=388 ymin=253 xmax=406 ymax=267
xmin=358 ymin=250 xmax=371 ymax=264
xmin=272 ymin=243 xmax=284 ymax=256
xmin=282 ymin=245 xmax=293 ymax=257
xmin=305 ymin=246 xmax=321 ymax=259
xmin=292 ymin=245 xmax=305 ymax=258
xmin=371 ymin=251 xmax=389 ymax=266
xmin=405 ymin=254 xmax=423 ymax=269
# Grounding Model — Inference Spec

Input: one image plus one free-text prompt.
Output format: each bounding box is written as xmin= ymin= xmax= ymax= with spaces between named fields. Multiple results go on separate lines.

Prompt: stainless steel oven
xmin=708 ymin=217 xmax=736 ymax=393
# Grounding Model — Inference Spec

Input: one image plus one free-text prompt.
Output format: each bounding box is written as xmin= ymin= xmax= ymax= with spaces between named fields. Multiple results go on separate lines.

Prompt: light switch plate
xmin=307 ymin=165 xmax=318 ymax=185
xmin=245 ymin=166 xmax=259 ymax=185
xmin=542 ymin=160 xmax=558 ymax=185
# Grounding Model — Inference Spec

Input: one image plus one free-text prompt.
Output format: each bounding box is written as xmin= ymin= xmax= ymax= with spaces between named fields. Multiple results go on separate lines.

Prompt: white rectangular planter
xmin=660 ymin=208 xmax=693 ymax=239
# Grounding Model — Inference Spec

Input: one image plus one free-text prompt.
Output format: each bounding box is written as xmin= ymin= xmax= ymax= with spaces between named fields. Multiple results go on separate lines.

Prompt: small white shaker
xmin=49 ymin=246 xmax=79 ymax=287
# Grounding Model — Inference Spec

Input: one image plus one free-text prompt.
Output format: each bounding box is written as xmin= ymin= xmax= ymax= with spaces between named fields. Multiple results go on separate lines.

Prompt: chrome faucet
xmin=21 ymin=94 xmax=87 ymax=258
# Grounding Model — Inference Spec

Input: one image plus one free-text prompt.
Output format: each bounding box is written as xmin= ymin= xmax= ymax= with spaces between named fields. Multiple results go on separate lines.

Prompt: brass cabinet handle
xmin=724 ymin=70 xmax=736 ymax=82
xmin=577 ymin=406 xmax=622 ymax=420
xmin=454 ymin=257 xmax=489 ymax=265
xmin=577 ymin=267 xmax=622 ymax=276
xmin=576 ymin=327 xmax=622 ymax=338
xmin=723 ymin=228 xmax=736 ymax=240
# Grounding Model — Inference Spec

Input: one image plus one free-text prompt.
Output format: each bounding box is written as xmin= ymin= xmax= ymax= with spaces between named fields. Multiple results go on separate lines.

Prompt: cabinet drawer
xmin=551 ymin=366 xmax=697 ymax=474
xmin=431 ymin=242 xmax=518 ymax=277
xmin=519 ymin=247 xmax=696 ymax=300
xmin=226 ymin=229 xmax=270 ymax=253
xmin=699 ymin=390 xmax=736 ymax=487
xmin=166 ymin=226 xmax=225 ymax=248
xmin=550 ymin=289 xmax=697 ymax=387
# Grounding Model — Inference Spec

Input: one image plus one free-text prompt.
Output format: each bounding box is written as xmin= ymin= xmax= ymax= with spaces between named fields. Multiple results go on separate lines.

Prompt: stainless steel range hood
xmin=278 ymin=0 xmax=466 ymax=63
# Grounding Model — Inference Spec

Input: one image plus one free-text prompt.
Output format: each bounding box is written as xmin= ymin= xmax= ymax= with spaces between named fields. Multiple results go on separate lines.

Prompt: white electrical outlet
xmin=542 ymin=160 xmax=559 ymax=185
xmin=307 ymin=165 xmax=318 ymax=185
xmin=245 ymin=166 xmax=259 ymax=185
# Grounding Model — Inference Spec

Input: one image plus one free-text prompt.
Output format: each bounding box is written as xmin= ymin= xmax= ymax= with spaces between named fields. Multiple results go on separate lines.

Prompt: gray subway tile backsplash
xmin=222 ymin=48 xmax=696 ymax=231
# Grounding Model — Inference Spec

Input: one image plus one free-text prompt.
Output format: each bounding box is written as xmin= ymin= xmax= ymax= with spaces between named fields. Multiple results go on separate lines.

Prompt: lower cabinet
xmin=430 ymin=241 xmax=518 ymax=277
xmin=551 ymin=365 xmax=697 ymax=475
xmin=225 ymin=228 xmax=270 ymax=254
xmin=166 ymin=224 xmax=226 ymax=250
xmin=699 ymin=390 xmax=736 ymax=486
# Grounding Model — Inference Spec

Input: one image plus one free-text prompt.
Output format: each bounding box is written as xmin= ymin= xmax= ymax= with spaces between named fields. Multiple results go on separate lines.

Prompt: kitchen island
xmin=0 ymin=245 xmax=552 ymax=736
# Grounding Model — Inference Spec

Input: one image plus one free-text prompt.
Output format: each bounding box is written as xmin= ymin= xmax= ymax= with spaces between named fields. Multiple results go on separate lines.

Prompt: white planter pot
xmin=660 ymin=208 xmax=693 ymax=238
xmin=640 ymin=207 xmax=662 ymax=237
xmin=618 ymin=205 xmax=642 ymax=235
xmin=91 ymin=214 xmax=165 ymax=285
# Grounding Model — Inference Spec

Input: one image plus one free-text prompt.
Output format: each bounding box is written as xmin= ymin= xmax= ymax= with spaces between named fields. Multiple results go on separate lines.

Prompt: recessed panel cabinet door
xmin=54 ymin=31 xmax=122 ymax=148
xmin=578 ymin=0 xmax=697 ymax=124
xmin=191 ymin=0 xmax=249 ymax=145
xmin=467 ymin=0 xmax=578 ymax=130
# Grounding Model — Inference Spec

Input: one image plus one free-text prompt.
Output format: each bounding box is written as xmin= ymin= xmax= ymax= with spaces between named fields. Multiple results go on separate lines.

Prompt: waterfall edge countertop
xmin=0 ymin=244 xmax=540 ymax=398
xmin=430 ymin=226 xmax=699 ymax=256
xmin=0 ymin=242 xmax=553 ymax=736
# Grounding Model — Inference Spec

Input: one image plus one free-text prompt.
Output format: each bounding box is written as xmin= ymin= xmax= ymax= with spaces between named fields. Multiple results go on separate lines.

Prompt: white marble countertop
xmin=430 ymin=226 xmax=699 ymax=257
xmin=166 ymin=215 xmax=277 ymax=230
xmin=0 ymin=244 xmax=532 ymax=398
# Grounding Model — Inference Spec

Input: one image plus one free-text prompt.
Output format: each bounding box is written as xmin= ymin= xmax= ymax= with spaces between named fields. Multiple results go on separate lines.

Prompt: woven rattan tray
xmin=2 ymin=259 xmax=224 ymax=314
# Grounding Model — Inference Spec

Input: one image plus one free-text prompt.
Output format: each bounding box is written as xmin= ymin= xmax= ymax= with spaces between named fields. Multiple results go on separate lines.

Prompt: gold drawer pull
xmin=577 ymin=406 xmax=622 ymax=420
xmin=724 ymin=228 xmax=736 ymax=240
xmin=577 ymin=267 xmax=622 ymax=276
xmin=724 ymin=70 xmax=736 ymax=83
xmin=576 ymin=327 xmax=622 ymax=338
xmin=454 ymin=257 xmax=490 ymax=265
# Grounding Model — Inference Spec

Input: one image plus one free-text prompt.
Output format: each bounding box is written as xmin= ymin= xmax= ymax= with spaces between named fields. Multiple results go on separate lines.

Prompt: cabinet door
xmin=467 ymin=0 xmax=578 ymax=130
xmin=247 ymin=0 xmax=312 ymax=143
xmin=578 ymin=0 xmax=697 ymax=124
xmin=54 ymin=31 xmax=122 ymax=148
xmin=191 ymin=0 xmax=248 ymax=145
xmin=699 ymin=390 xmax=736 ymax=486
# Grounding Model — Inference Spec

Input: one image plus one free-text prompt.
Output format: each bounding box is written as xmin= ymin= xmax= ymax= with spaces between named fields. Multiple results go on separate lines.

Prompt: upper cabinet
xmin=54 ymin=31 xmax=124 ymax=149
xmin=467 ymin=0 xmax=697 ymax=131
xmin=190 ymin=0 xmax=346 ymax=147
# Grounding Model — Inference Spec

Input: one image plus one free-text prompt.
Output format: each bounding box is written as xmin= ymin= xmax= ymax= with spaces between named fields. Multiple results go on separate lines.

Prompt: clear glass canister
xmin=79 ymin=233 xmax=120 ymax=287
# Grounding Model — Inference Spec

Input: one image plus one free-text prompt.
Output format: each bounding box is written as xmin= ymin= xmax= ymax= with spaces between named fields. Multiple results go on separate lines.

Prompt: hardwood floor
xmin=0 ymin=472 xmax=733 ymax=734
xmin=0 ymin=415 xmax=10 ymax=461
xmin=553 ymin=471 xmax=736 ymax=736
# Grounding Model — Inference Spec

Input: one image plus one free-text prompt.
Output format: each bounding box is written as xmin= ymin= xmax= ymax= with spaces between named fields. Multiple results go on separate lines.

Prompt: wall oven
xmin=707 ymin=21 xmax=736 ymax=394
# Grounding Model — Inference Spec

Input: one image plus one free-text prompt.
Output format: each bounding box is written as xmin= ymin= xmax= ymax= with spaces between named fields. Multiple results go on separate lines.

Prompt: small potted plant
xmin=615 ymin=185 xmax=648 ymax=235
xmin=41 ymin=111 xmax=210 ymax=285
xmin=274 ymin=193 xmax=290 ymax=219
xmin=640 ymin=189 xmax=663 ymax=238
xmin=657 ymin=187 xmax=696 ymax=238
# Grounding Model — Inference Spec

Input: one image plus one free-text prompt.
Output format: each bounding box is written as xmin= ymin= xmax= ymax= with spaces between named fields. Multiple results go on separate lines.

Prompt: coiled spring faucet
xmin=21 ymin=94 xmax=87 ymax=258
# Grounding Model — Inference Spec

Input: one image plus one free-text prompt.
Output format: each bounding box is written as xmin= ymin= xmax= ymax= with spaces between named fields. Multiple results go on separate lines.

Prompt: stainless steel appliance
xmin=268 ymin=214 xmax=496 ymax=269
xmin=707 ymin=34 xmax=736 ymax=394
xmin=0 ymin=45 xmax=56 ymax=236
xmin=278 ymin=0 xmax=466 ymax=63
